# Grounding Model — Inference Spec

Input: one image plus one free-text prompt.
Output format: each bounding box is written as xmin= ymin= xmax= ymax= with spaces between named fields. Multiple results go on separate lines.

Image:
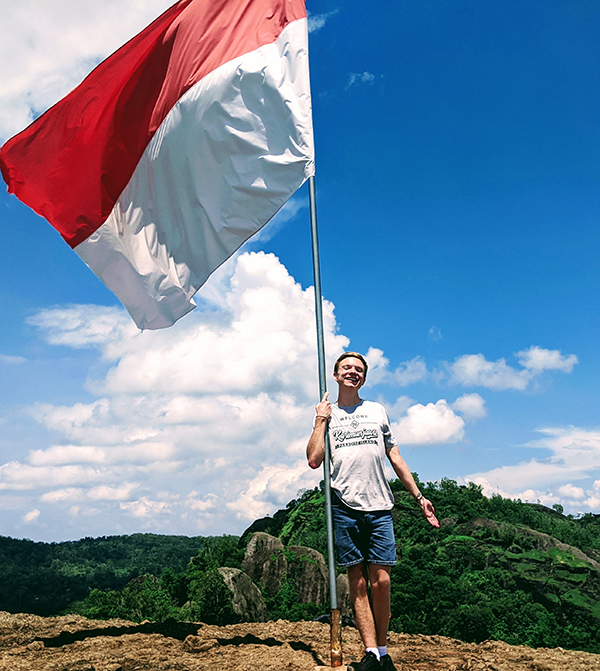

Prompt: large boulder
xmin=287 ymin=546 xmax=328 ymax=606
xmin=242 ymin=532 xmax=287 ymax=596
xmin=217 ymin=567 xmax=267 ymax=622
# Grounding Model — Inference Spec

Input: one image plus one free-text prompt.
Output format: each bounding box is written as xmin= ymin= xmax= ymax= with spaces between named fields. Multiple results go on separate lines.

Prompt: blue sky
xmin=1 ymin=0 xmax=599 ymax=541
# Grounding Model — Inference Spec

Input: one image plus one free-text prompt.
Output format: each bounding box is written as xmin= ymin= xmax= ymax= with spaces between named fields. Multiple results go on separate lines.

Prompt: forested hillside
xmin=1 ymin=478 xmax=599 ymax=654
xmin=0 ymin=533 xmax=204 ymax=616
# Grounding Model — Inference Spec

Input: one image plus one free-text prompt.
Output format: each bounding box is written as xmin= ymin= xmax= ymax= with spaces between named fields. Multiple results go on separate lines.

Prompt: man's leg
xmin=347 ymin=562 xmax=377 ymax=649
xmin=368 ymin=564 xmax=391 ymax=646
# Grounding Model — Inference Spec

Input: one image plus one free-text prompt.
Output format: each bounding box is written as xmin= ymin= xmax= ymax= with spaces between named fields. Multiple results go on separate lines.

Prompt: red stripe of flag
xmin=0 ymin=0 xmax=307 ymax=248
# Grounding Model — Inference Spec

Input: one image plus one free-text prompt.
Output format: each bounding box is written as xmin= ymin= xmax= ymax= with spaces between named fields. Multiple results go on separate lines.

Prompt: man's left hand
xmin=419 ymin=497 xmax=440 ymax=528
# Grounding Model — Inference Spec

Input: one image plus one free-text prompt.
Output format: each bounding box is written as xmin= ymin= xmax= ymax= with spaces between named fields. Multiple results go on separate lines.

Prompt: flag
xmin=0 ymin=0 xmax=314 ymax=330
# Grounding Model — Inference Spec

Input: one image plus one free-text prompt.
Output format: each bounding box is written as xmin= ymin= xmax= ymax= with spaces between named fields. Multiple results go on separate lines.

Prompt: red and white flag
xmin=0 ymin=0 xmax=314 ymax=329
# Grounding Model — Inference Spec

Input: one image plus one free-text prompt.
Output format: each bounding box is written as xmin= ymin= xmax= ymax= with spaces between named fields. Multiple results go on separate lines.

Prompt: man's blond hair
xmin=333 ymin=351 xmax=368 ymax=376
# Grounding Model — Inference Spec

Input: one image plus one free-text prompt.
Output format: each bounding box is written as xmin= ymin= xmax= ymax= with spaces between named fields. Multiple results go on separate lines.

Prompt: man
xmin=306 ymin=352 xmax=439 ymax=671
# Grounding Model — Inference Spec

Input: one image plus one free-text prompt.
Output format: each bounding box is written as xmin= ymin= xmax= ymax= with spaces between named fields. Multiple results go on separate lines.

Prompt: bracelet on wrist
xmin=316 ymin=415 xmax=329 ymax=419
xmin=415 ymin=492 xmax=424 ymax=502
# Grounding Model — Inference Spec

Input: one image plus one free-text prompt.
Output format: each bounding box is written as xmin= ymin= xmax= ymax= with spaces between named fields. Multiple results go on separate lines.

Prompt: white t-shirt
xmin=328 ymin=400 xmax=397 ymax=511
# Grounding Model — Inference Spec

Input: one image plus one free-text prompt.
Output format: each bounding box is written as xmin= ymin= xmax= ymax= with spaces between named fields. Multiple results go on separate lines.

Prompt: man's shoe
xmin=379 ymin=654 xmax=398 ymax=671
xmin=347 ymin=652 xmax=381 ymax=671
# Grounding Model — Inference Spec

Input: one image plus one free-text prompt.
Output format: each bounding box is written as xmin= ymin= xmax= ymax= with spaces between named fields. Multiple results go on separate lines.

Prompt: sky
xmin=1 ymin=0 xmax=600 ymax=542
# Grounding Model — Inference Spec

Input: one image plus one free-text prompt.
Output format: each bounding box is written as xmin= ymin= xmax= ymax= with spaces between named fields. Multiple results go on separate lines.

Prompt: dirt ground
xmin=0 ymin=611 xmax=598 ymax=671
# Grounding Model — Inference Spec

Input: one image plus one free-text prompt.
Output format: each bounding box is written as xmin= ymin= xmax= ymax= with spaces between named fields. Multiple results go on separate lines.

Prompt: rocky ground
xmin=0 ymin=612 xmax=598 ymax=671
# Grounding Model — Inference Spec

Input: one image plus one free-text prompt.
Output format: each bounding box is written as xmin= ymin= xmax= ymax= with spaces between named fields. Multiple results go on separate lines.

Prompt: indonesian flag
xmin=0 ymin=0 xmax=314 ymax=330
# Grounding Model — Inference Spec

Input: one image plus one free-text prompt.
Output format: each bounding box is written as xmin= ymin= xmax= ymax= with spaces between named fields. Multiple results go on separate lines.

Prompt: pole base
xmin=330 ymin=607 xmax=343 ymax=667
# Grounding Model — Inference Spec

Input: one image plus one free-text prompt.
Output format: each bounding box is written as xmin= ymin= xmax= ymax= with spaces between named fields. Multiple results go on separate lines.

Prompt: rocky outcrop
xmin=242 ymin=532 xmax=287 ymax=596
xmin=336 ymin=573 xmax=352 ymax=617
xmin=217 ymin=568 xmax=267 ymax=623
xmin=461 ymin=518 xmax=600 ymax=572
xmin=287 ymin=546 xmax=328 ymax=606
xmin=242 ymin=533 xmax=333 ymax=608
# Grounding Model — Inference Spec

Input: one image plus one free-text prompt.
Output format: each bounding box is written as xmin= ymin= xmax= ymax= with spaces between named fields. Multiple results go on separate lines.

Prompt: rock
xmin=218 ymin=567 xmax=267 ymax=622
xmin=26 ymin=640 xmax=43 ymax=651
xmin=287 ymin=546 xmax=328 ymax=606
xmin=336 ymin=573 xmax=352 ymax=617
xmin=183 ymin=635 xmax=219 ymax=652
xmin=242 ymin=532 xmax=287 ymax=596
xmin=462 ymin=518 xmax=600 ymax=572
xmin=440 ymin=516 xmax=459 ymax=527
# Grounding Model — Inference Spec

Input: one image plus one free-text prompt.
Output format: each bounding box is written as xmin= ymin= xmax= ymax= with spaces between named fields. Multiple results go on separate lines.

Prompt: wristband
xmin=415 ymin=492 xmax=423 ymax=502
xmin=316 ymin=415 xmax=329 ymax=419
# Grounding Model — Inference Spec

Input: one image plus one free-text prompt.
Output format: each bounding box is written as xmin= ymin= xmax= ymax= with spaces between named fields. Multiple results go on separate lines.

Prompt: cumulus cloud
xmin=557 ymin=483 xmax=585 ymax=500
xmin=364 ymin=352 xmax=429 ymax=388
xmin=227 ymin=460 xmax=320 ymax=521
xmin=447 ymin=346 xmax=578 ymax=390
xmin=0 ymin=1 xmax=174 ymax=140
xmin=392 ymin=400 xmax=465 ymax=446
xmin=451 ymin=393 xmax=487 ymax=421
xmin=1 ymin=253 xmax=350 ymax=537
xmin=27 ymin=306 xmax=135 ymax=351
xmin=465 ymin=427 xmax=600 ymax=514
xmin=517 ymin=346 xmax=578 ymax=373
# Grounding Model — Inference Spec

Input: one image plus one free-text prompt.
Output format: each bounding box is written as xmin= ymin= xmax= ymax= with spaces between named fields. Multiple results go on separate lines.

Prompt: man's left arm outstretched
xmin=386 ymin=447 xmax=440 ymax=528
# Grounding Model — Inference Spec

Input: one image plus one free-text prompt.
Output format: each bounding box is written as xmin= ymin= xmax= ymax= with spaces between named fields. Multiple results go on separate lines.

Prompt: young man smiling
xmin=307 ymin=352 xmax=439 ymax=671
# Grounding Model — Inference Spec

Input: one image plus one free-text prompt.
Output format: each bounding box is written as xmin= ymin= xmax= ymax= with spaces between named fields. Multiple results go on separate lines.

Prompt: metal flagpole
xmin=308 ymin=174 xmax=342 ymax=667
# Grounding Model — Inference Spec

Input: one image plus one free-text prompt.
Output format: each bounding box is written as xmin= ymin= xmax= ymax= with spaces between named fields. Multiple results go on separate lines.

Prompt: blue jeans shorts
xmin=331 ymin=495 xmax=397 ymax=568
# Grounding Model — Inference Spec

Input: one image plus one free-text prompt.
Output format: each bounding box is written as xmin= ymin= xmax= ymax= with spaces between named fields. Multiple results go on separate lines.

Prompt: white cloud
xmin=392 ymin=400 xmax=465 ymax=446
xmin=387 ymin=395 xmax=414 ymax=420
xmin=364 ymin=347 xmax=390 ymax=386
xmin=451 ymin=393 xmax=487 ymax=421
xmin=40 ymin=488 xmax=83 ymax=503
xmin=1 ymin=253 xmax=352 ymax=537
xmin=365 ymin=353 xmax=429 ymax=388
xmin=29 ymin=445 xmax=107 ymax=466
xmin=27 ymin=306 xmax=135 ymax=351
xmin=0 ymin=1 xmax=173 ymax=140
xmin=466 ymin=427 xmax=600 ymax=514
xmin=557 ymin=483 xmax=585 ymax=500
xmin=447 ymin=347 xmax=578 ymax=390
xmin=428 ymin=326 xmax=442 ymax=341
xmin=448 ymin=354 xmax=530 ymax=390
xmin=345 ymin=72 xmax=379 ymax=90
xmin=0 ymin=354 xmax=26 ymax=365
xmin=23 ymin=509 xmax=40 ymax=523
xmin=307 ymin=10 xmax=339 ymax=33
xmin=517 ymin=346 xmax=578 ymax=373
xmin=120 ymin=497 xmax=170 ymax=519
xmin=227 ymin=460 xmax=320 ymax=521
xmin=393 ymin=356 xmax=429 ymax=386
xmin=87 ymin=483 xmax=139 ymax=501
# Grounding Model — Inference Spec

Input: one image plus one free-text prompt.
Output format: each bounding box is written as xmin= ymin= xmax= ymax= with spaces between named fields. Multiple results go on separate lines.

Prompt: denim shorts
xmin=331 ymin=495 xmax=397 ymax=568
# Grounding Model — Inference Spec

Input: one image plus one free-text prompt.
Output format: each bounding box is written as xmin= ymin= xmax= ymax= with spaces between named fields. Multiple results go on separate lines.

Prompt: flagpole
xmin=308 ymin=175 xmax=342 ymax=667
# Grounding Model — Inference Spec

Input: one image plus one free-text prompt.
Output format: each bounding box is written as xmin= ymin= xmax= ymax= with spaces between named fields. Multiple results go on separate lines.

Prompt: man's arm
xmin=306 ymin=392 xmax=331 ymax=469
xmin=387 ymin=446 xmax=440 ymax=528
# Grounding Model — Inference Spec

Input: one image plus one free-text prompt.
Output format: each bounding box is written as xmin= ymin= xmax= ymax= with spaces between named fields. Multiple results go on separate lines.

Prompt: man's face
xmin=334 ymin=357 xmax=366 ymax=390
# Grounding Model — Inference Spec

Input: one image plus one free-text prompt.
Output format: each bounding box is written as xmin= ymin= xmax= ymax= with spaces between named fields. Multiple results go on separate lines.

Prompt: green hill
xmin=0 ymin=533 xmax=204 ymax=616
xmin=1 ymin=478 xmax=599 ymax=654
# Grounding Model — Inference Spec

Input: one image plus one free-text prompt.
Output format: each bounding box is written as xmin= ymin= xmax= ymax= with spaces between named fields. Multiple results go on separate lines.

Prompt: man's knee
xmin=347 ymin=563 xmax=369 ymax=598
xmin=369 ymin=565 xmax=391 ymax=593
